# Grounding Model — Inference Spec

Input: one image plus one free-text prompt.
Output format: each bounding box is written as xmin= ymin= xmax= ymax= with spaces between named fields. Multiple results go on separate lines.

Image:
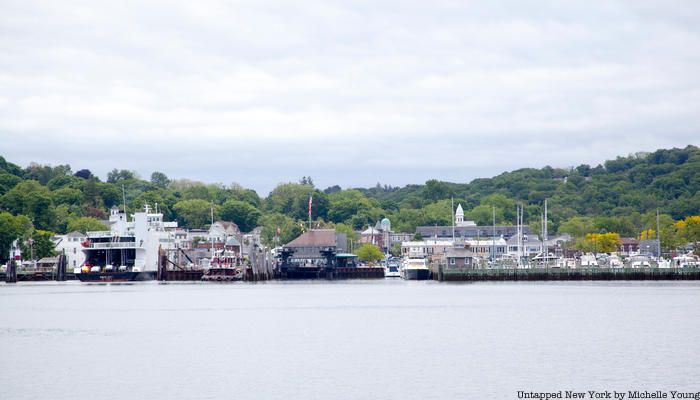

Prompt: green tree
xmin=52 ymin=187 xmax=84 ymax=206
xmin=575 ymin=232 xmax=622 ymax=253
xmin=67 ymin=217 xmax=109 ymax=233
xmin=259 ymin=213 xmax=303 ymax=246
xmin=422 ymin=179 xmax=451 ymax=202
xmin=0 ymin=181 xmax=56 ymax=230
xmin=355 ymin=243 xmax=384 ymax=264
xmin=173 ymin=199 xmax=216 ymax=229
xmin=150 ymin=171 xmax=171 ymax=188
xmin=465 ymin=205 xmax=504 ymax=226
xmin=328 ymin=190 xmax=378 ymax=224
xmin=558 ymin=216 xmax=595 ymax=238
xmin=20 ymin=230 xmax=57 ymax=260
xmin=220 ymin=199 xmax=262 ymax=233
xmin=0 ymin=212 xmax=33 ymax=261
xmin=676 ymin=216 xmax=700 ymax=252
xmin=107 ymin=169 xmax=137 ymax=183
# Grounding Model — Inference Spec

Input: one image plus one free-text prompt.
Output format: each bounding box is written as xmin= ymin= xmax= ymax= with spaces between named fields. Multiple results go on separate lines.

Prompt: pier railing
xmin=430 ymin=264 xmax=700 ymax=281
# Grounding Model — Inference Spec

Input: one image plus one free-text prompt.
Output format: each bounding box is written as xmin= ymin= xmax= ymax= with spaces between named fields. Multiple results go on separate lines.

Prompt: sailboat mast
xmin=492 ymin=205 xmax=496 ymax=262
xmin=544 ymin=198 xmax=548 ymax=268
xmin=451 ymin=197 xmax=455 ymax=243
xmin=656 ymin=209 xmax=661 ymax=257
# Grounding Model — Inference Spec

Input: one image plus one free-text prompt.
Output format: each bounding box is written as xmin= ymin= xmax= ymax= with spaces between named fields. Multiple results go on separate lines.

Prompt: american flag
xmin=308 ymin=195 xmax=313 ymax=219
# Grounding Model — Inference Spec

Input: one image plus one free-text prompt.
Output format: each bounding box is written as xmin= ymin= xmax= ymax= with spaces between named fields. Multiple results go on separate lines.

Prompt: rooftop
xmin=286 ymin=229 xmax=338 ymax=248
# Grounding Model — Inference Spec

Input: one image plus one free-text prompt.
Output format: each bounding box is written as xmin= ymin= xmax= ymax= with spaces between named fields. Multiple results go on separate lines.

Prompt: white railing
xmin=88 ymin=242 xmax=139 ymax=249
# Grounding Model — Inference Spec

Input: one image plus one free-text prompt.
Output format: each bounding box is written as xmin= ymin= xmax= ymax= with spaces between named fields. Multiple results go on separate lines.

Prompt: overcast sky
xmin=1 ymin=1 xmax=699 ymax=195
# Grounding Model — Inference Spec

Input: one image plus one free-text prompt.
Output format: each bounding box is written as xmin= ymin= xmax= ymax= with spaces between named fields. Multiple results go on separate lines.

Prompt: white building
xmin=455 ymin=204 xmax=477 ymax=227
xmin=401 ymin=238 xmax=508 ymax=261
xmin=53 ymin=231 xmax=87 ymax=270
xmin=209 ymin=221 xmax=240 ymax=242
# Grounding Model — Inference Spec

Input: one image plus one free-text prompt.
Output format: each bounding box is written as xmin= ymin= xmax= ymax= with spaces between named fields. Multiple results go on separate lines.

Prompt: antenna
xmin=122 ymin=185 xmax=128 ymax=222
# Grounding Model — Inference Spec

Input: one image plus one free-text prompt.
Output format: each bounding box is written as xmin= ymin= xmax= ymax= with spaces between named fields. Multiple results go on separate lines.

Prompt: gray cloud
xmin=1 ymin=0 xmax=699 ymax=194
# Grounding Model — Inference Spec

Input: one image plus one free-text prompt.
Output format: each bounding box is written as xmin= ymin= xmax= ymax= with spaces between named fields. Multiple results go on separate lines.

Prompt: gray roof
xmin=445 ymin=246 xmax=475 ymax=258
xmin=66 ymin=231 xmax=86 ymax=238
xmin=286 ymin=229 xmax=337 ymax=247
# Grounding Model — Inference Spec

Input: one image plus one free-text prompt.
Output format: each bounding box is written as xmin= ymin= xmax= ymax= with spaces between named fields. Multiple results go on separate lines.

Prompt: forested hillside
xmin=1 ymin=145 xmax=699 ymax=259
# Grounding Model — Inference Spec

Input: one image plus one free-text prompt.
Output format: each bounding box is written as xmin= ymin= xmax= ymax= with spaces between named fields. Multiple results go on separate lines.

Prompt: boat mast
xmin=544 ymin=199 xmax=548 ymax=268
xmin=491 ymin=205 xmax=496 ymax=263
xmin=210 ymin=202 xmax=215 ymax=265
xmin=656 ymin=209 xmax=661 ymax=258
xmin=451 ymin=197 xmax=455 ymax=244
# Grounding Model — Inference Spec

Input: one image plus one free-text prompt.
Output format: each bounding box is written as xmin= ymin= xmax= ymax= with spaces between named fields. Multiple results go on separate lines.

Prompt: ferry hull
xmin=400 ymin=268 xmax=431 ymax=280
xmin=76 ymin=271 xmax=156 ymax=282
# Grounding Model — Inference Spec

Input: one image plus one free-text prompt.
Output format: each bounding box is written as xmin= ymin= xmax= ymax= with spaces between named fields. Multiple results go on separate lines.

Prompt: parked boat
xmin=579 ymin=253 xmax=598 ymax=267
xmin=672 ymin=254 xmax=699 ymax=268
xmin=628 ymin=255 xmax=652 ymax=268
xmin=76 ymin=204 xmax=177 ymax=282
xmin=384 ymin=259 xmax=401 ymax=278
xmin=201 ymin=267 xmax=243 ymax=282
xmin=606 ymin=254 xmax=624 ymax=268
xmin=400 ymin=257 xmax=430 ymax=280
xmin=555 ymin=258 xmax=577 ymax=268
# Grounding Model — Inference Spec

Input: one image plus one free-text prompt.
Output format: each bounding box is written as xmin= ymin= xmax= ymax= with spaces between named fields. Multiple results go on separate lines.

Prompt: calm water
xmin=1 ymin=280 xmax=699 ymax=400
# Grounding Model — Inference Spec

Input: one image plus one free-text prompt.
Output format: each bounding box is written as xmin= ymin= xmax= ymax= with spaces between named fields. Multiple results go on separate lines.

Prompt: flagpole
xmin=308 ymin=194 xmax=313 ymax=231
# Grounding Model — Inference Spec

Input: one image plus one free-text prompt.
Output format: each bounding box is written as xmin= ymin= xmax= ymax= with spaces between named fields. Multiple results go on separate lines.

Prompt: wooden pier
xmin=430 ymin=265 xmax=700 ymax=281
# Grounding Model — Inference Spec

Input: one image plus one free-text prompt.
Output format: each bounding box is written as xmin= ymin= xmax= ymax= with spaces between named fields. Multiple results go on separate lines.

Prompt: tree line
xmin=1 ymin=145 xmax=699 ymax=262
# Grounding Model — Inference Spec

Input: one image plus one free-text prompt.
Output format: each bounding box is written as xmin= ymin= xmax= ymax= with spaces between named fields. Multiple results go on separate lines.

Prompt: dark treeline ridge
xmin=0 ymin=145 xmax=699 ymax=260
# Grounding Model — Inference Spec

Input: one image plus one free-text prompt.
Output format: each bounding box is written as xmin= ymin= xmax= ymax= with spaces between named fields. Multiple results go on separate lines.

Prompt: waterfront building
xmin=209 ymin=221 xmax=241 ymax=242
xmin=506 ymin=235 xmax=543 ymax=257
xmin=444 ymin=245 xmax=477 ymax=268
xmin=285 ymin=229 xmax=347 ymax=263
xmin=415 ymin=203 xmax=530 ymax=240
xmin=401 ymin=238 xmax=508 ymax=261
xmin=619 ymin=238 xmax=640 ymax=255
xmin=358 ymin=218 xmax=412 ymax=253
xmin=52 ymin=231 xmax=87 ymax=270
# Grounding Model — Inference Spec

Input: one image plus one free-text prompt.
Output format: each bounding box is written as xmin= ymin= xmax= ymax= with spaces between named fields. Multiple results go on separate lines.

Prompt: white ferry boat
xmin=76 ymin=205 xmax=177 ymax=282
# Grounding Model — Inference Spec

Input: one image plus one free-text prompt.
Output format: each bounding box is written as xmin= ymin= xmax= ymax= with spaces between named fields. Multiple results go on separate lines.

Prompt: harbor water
xmin=1 ymin=280 xmax=699 ymax=399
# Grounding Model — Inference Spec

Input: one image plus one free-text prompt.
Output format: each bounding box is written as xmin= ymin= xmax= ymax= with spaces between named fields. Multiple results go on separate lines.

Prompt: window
xmin=450 ymin=258 xmax=455 ymax=265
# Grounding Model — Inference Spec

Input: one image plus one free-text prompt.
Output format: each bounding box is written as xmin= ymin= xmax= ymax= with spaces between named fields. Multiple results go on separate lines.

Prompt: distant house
xmin=285 ymin=229 xmax=347 ymax=262
xmin=619 ymin=238 xmax=640 ymax=255
xmin=445 ymin=245 xmax=477 ymax=269
xmin=209 ymin=221 xmax=241 ymax=241
xmin=506 ymin=235 xmax=542 ymax=257
xmin=53 ymin=231 xmax=86 ymax=270
xmin=638 ymin=239 xmax=661 ymax=257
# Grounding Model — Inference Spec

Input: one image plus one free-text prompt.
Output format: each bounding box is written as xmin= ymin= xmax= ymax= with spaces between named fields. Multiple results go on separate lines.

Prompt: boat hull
xmin=400 ymin=268 xmax=431 ymax=280
xmin=76 ymin=271 xmax=156 ymax=282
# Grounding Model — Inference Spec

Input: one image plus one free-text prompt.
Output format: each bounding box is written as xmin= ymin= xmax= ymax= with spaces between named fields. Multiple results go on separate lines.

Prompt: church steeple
xmin=455 ymin=203 xmax=464 ymax=225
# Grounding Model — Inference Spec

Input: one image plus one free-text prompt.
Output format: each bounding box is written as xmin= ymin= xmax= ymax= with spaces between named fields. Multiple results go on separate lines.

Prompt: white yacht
xmin=384 ymin=259 xmax=401 ymax=278
xmin=400 ymin=257 xmax=431 ymax=280
xmin=672 ymin=254 xmax=699 ymax=268
xmin=628 ymin=255 xmax=652 ymax=268
xmin=607 ymin=254 xmax=624 ymax=268
xmin=579 ymin=253 xmax=598 ymax=267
